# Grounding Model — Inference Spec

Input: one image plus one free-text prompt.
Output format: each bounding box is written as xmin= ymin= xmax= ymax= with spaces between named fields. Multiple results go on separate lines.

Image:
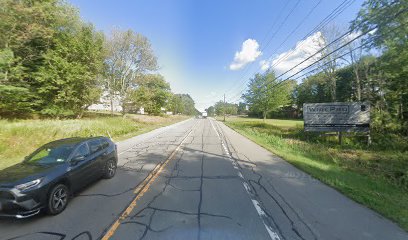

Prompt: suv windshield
xmin=24 ymin=143 xmax=76 ymax=165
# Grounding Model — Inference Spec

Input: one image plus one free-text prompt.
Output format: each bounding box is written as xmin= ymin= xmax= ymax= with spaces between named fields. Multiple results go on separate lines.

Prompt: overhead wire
xmin=201 ymin=0 xmax=303 ymax=106
xmin=222 ymin=0 xmax=306 ymax=100
xmin=199 ymin=0 xmax=294 ymax=104
xmin=226 ymin=0 xmax=402 ymax=103
xmin=224 ymin=0 xmax=356 ymax=103
xmin=250 ymin=6 xmax=407 ymax=100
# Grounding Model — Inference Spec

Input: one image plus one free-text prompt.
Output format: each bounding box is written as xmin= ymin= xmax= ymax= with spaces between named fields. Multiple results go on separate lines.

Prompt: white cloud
xmin=229 ymin=39 xmax=262 ymax=70
xmin=259 ymin=32 xmax=324 ymax=78
xmin=259 ymin=59 xmax=271 ymax=71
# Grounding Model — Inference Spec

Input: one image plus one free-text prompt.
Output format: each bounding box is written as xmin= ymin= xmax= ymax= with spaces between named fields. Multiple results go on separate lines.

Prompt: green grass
xmin=0 ymin=113 xmax=189 ymax=170
xmin=222 ymin=116 xmax=408 ymax=231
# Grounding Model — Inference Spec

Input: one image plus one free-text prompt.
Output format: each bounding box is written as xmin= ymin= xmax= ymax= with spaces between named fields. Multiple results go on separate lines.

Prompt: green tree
xmin=0 ymin=85 xmax=35 ymax=117
xmin=317 ymin=24 xmax=346 ymax=101
xmin=180 ymin=94 xmax=197 ymax=115
xmin=226 ymin=103 xmax=238 ymax=115
xmin=0 ymin=0 xmax=105 ymax=118
xmin=0 ymin=0 xmax=56 ymax=84
xmin=104 ymin=28 xmax=157 ymax=115
xmin=295 ymin=73 xmax=329 ymax=109
xmin=206 ymin=106 xmax=215 ymax=116
xmin=243 ymin=71 xmax=293 ymax=120
xmin=213 ymin=102 xmax=238 ymax=116
xmin=131 ymin=74 xmax=171 ymax=115
xmin=36 ymin=22 xmax=105 ymax=117
xmin=168 ymin=94 xmax=197 ymax=115
xmin=214 ymin=101 xmax=224 ymax=116
xmin=169 ymin=94 xmax=184 ymax=114
xmin=0 ymin=0 xmax=59 ymax=116
xmin=352 ymin=0 xmax=408 ymax=132
xmin=237 ymin=102 xmax=248 ymax=115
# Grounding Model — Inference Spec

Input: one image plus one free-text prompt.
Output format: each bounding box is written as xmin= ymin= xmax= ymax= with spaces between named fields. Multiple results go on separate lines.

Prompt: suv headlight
xmin=15 ymin=178 xmax=42 ymax=191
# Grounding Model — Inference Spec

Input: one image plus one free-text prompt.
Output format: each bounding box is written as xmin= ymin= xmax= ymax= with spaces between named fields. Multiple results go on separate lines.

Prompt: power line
xmin=291 ymin=41 xmax=369 ymax=81
xmin=259 ymin=0 xmax=292 ymax=46
xmin=260 ymin=0 xmax=301 ymax=53
xmin=226 ymin=3 xmax=406 ymax=104
xmin=271 ymin=0 xmax=355 ymax=68
xmin=225 ymin=0 xmax=301 ymax=96
xmin=226 ymin=0 xmax=402 ymax=103
xmin=224 ymin=0 xmax=318 ymax=100
xmin=277 ymin=6 xmax=406 ymax=81
xmin=255 ymin=9 xmax=407 ymax=98
xmin=207 ymin=1 xmax=294 ymax=102
xmin=268 ymin=0 xmax=323 ymax=55
xmin=224 ymin=0 xmax=356 ymax=103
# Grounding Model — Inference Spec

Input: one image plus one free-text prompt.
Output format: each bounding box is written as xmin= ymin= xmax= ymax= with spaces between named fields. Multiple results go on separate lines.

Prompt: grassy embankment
xmin=220 ymin=116 xmax=408 ymax=231
xmin=0 ymin=113 xmax=189 ymax=170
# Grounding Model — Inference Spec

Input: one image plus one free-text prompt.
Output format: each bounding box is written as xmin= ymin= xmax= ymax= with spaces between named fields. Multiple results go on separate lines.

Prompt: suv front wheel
xmin=47 ymin=184 xmax=69 ymax=215
xmin=103 ymin=159 xmax=117 ymax=179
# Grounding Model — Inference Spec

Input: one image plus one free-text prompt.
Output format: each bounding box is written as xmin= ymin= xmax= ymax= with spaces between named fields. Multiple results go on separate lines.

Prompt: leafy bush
xmin=0 ymin=85 xmax=35 ymax=118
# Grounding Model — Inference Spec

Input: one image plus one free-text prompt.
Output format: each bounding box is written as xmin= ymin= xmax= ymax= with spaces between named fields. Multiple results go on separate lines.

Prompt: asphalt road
xmin=0 ymin=118 xmax=407 ymax=240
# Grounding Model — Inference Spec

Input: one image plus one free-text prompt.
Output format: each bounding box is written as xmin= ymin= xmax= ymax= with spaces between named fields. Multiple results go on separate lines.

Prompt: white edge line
xmin=209 ymin=119 xmax=281 ymax=240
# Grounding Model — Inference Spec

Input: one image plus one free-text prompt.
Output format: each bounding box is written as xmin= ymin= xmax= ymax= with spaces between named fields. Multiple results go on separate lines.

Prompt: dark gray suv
xmin=0 ymin=137 xmax=118 ymax=218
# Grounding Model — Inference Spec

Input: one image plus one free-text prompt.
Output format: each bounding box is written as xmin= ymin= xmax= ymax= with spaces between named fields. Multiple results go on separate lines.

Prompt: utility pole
xmin=223 ymin=94 xmax=226 ymax=122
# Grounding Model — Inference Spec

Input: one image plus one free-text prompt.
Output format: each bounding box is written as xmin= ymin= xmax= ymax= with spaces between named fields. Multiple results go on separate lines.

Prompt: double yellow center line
xmin=101 ymin=121 xmax=197 ymax=240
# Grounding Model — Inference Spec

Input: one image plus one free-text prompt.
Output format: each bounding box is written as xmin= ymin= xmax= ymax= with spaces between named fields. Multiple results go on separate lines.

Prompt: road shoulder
xmin=216 ymin=120 xmax=408 ymax=240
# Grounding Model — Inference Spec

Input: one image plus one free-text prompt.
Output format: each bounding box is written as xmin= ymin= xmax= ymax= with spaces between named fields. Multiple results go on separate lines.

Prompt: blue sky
xmin=69 ymin=0 xmax=364 ymax=111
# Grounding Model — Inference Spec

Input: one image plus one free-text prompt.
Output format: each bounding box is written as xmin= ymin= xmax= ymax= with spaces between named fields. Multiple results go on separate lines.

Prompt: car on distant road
xmin=0 ymin=137 xmax=118 ymax=218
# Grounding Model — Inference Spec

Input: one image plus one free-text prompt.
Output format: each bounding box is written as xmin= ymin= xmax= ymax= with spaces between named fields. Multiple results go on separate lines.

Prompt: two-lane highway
xmin=0 ymin=118 xmax=407 ymax=240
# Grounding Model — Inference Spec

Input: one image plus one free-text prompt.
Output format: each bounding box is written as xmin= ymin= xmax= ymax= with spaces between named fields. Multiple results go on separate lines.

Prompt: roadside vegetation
xmin=207 ymin=0 xmax=407 ymax=135
xmin=222 ymin=116 xmax=408 ymax=231
xmin=0 ymin=1 xmax=198 ymax=168
xmin=0 ymin=113 xmax=188 ymax=171
xmin=207 ymin=1 xmax=407 ymax=228
xmin=0 ymin=0 xmax=198 ymax=118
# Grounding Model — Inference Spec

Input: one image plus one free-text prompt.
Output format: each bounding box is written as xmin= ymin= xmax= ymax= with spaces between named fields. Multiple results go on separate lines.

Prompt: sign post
xmin=303 ymin=102 xmax=371 ymax=144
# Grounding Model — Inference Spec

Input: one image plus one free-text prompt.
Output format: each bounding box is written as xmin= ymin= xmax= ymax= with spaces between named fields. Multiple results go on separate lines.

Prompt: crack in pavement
xmin=211 ymin=120 xmax=285 ymax=240
xmin=197 ymin=122 xmax=205 ymax=240
xmin=163 ymin=175 xmax=239 ymax=180
xmin=220 ymin=121 xmax=319 ymax=240
xmin=4 ymin=121 xmax=199 ymax=240
xmin=112 ymin=122 xmax=238 ymax=240
xmin=6 ymin=231 xmax=93 ymax=240
xmin=78 ymin=128 xmax=193 ymax=201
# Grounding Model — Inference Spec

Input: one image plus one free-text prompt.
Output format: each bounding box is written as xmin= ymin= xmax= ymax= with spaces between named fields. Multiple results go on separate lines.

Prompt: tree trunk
xmin=110 ymin=96 xmax=114 ymax=116
xmin=121 ymin=103 xmax=126 ymax=116
xmin=4 ymin=69 xmax=8 ymax=82
xmin=4 ymin=42 xmax=9 ymax=82
xmin=331 ymin=77 xmax=337 ymax=102
xmin=354 ymin=67 xmax=361 ymax=101
xmin=400 ymin=94 xmax=404 ymax=120
xmin=76 ymin=111 xmax=84 ymax=119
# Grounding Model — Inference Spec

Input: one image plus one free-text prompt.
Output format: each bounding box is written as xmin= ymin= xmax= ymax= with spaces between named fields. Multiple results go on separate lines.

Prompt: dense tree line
xmin=168 ymin=94 xmax=198 ymax=116
xmin=296 ymin=0 xmax=407 ymax=133
xmin=205 ymin=100 xmax=248 ymax=117
xmin=212 ymin=0 xmax=407 ymax=134
xmin=0 ymin=0 xmax=196 ymax=118
xmin=242 ymin=71 xmax=294 ymax=120
xmin=0 ymin=0 xmax=105 ymax=117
